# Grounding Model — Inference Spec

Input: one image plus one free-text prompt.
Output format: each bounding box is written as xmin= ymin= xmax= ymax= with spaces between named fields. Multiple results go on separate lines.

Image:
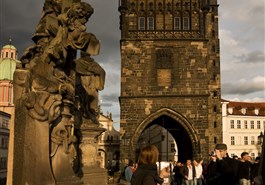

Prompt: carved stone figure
xmin=76 ymin=51 xmax=106 ymax=126
xmin=10 ymin=0 xmax=107 ymax=184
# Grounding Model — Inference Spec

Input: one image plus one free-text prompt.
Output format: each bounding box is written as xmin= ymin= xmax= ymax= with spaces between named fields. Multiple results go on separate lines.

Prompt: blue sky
xmin=0 ymin=0 xmax=264 ymax=130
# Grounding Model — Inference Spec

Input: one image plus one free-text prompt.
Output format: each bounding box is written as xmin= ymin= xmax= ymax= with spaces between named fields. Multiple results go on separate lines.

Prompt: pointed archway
xmin=130 ymin=108 xmax=200 ymax=162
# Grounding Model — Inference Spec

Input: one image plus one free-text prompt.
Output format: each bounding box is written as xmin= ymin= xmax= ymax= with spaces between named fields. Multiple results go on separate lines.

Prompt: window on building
xmin=183 ymin=17 xmax=189 ymax=30
xmin=213 ymin=105 xmax=217 ymax=113
xmin=263 ymin=121 xmax=265 ymax=129
xmin=214 ymin=137 xmax=217 ymax=144
xmin=230 ymin=120 xmax=234 ymax=129
xmin=257 ymin=121 xmax=261 ymax=129
xmin=5 ymin=52 xmax=8 ymax=58
xmin=174 ymin=17 xmax=181 ymax=30
xmin=0 ymin=157 xmax=7 ymax=170
xmin=244 ymin=136 xmax=248 ymax=145
xmin=251 ymin=136 xmax=255 ymax=145
xmin=237 ymin=120 xmax=241 ymax=129
xmin=147 ymin=17 xmax=154 ymax=30
xmin=138 ymin=17 xmax=145 ymax=30
xmin=213 ymin=91 xmax=217 ymax=97
xmin=212 ymin=45 xmax=216 ymax=52
xmin=251 ymin=121 xmax=254 ymax=129
xmin=244 ymin=120 xmax=248 ymax=129
xmin=2 ymin=119 xmax=9 ymax=129
xmin=214 ymin=121 xmax=217 ymax=128
xmin=212 ymin=30 xmax=215 ymax=37
xmin=231 ymin=136 xmax=235 ymax=145
xmin=1 ymin=137 xmax=8 ymax=148
xmin=11 ymin=52 xmax=14 ymax=59
xmin=171 ymin=143 xmax=175 ymax=152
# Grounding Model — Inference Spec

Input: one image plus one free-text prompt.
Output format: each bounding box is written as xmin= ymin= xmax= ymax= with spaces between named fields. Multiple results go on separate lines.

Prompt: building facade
xmin=119 ymin=0 xmax=222 ymax=164
xmin=0 ymin=111 xmax=11 ymax=184
xmin=0 ymin=41 xmax=20 ymax=114
xmin=0 ymin=40 xmax=21 ymax=184
xmin=222 ymin=100 xmax=265 ymax=159
xmin=98 ymin=113 xmax=120 ymax=171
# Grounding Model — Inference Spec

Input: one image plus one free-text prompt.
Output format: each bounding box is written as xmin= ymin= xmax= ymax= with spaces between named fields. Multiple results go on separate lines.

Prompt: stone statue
xmin=75 ymin=51 xmax=106 ymax=126
xmin=10 ymin=0 xmax=107 ymax=184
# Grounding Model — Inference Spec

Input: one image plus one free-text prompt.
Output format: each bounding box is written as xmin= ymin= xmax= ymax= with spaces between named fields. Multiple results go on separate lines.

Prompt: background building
xmin=0 ymin=40 xmax=21 ymax=185
xmin=222 ymin=100 xmax=265 ymax=159
xmin=0 ymin=111 xmax=11 ymax=184
xmin=0 ymin=39 xmax=20 ymax=114
xmin=98 ymin=112 xmax=120 ymax=171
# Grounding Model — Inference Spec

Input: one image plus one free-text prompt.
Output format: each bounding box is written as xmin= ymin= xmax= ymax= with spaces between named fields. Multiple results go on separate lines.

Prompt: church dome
xmin=2 ymin=44 xmax=17 ymax=50
xmin=0 ymin=41 xmax=21 ymax=80
xmin=0 ymin=58 xmax=20 ymax=80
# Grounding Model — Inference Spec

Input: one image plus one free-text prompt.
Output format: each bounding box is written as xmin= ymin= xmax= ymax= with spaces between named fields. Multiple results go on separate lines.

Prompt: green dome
xmin=2 ymin=44 xmax=17 ymax=50
xmin=0 ymin=58 xmax=21 ymax=80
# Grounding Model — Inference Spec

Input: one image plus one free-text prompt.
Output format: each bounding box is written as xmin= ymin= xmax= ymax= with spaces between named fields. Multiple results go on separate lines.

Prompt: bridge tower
xmin=119 ymin=0 xmax=221 ymax=164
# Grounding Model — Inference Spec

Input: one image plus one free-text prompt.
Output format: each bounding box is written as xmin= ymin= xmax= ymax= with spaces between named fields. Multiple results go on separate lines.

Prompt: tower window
xmin=11 ymin=52 xmax=14 ymax=59
xmin=183 ymin=17 xmax=189 ymax=30
xmin=5 ymin=52 xmax=8 ymax=58
xmin=147 ymin=17 xmax=154 ymax=30
xmin=174 ymin=17 xmax=181 ymax=30
xmin=138 ymin=17 xmax=145 ymax=30
xmin=214 ymin=121 xmax=217 ymax=128
xmin=213 ymin=91 xmax=217 ymax=97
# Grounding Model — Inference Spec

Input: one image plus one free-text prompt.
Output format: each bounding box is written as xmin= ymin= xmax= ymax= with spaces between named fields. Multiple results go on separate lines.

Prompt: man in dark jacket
xmin=237 ymin=152 xmax=251 ymax=185
xmin=206 ymin=143 xmax=238 ymax=185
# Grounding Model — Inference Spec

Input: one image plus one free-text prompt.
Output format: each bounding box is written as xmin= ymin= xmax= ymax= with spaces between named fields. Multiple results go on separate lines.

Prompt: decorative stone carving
xmin=10 ymin=0 xmax=107 ymax=184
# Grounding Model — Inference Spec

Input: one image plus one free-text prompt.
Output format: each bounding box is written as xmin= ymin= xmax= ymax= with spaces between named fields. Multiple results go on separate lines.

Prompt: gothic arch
xmin=130 ymin=107 xmax=200 ymax=159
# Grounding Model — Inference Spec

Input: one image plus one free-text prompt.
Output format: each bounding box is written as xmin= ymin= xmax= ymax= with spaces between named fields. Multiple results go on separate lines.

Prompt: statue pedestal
xmin=78 ymin=127 xmax=108 ymax=185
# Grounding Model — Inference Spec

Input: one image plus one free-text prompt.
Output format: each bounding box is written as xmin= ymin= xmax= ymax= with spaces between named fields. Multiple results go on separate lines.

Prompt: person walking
xmin=183 ymin=159 xmax=196 ymax=185
xmin=237 ymin=152 xmax=251 ymax=185
xmin=206 ymin=143 xmax=238 ymax=185
xmin=193 ymin=159 xmax=203 ymax=185
xmin=173 ymin=161 xmax=184 ymax=185
xmin=125 ymin=160 xmax=135 ymax=183
xmin=131 ymin=145 xmax=164 ymax=185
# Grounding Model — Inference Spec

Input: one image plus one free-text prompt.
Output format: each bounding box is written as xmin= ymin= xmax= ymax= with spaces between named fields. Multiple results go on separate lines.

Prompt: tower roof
xmin=0 ymin=58 xmax=21 ymax=80
xmin=0 ymin=38 xmax=21 ymax=80
xmin=2 ymin=44 xmax=17 ymax=50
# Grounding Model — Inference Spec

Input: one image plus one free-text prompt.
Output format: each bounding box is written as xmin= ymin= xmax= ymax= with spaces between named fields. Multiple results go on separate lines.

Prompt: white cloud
xmin=222 ymin=76 xmax=265 ymax=95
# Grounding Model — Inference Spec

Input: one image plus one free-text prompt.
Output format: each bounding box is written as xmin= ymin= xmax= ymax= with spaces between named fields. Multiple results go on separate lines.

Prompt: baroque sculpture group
xmin=11 ymin=0 xmax=106 ymax=184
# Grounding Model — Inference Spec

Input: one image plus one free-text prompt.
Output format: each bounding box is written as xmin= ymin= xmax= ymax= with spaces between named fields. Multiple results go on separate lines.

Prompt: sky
xmin=0 ymin=0 xmax=264 ymax=130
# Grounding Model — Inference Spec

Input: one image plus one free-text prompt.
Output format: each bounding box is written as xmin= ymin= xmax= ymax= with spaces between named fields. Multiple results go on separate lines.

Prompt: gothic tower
xmin=119 ymin=0 xmax=221 ymax=163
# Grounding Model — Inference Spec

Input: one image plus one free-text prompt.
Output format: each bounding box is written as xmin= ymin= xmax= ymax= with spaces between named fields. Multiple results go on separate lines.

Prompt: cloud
xmin=222 ymin=76 xmax=265 ymax=95
xmin=235 ymin=50 xmax=265 ymax=64
xmin=100 ymin=102 xmax=113 ymax=107
xmin=101 ymin=93 xmax=119 ymax=102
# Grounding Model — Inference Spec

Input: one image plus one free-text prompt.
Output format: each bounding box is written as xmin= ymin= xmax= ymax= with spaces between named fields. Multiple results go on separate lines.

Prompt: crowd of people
xmin=119 ymin=144 xmax=263 ymax=185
